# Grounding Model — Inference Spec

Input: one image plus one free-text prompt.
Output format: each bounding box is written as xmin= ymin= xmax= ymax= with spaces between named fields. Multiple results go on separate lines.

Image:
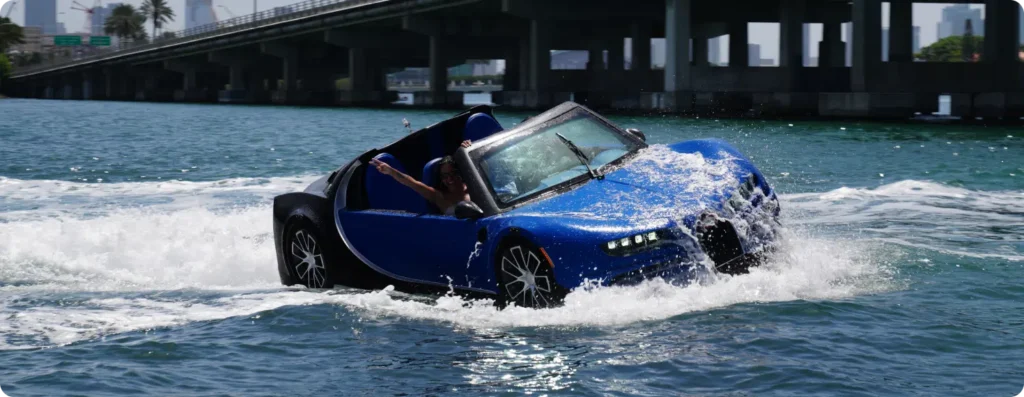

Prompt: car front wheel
xmin=495 ymin=240 xmax=564 ymax=309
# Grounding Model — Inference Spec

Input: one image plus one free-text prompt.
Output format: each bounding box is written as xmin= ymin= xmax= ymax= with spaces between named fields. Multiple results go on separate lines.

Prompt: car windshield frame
xmin=467 ymin=106 xmax=646 ymax=210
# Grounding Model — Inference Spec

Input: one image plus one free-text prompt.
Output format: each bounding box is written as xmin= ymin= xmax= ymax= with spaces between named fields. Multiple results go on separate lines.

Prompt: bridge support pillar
xmin=976 ymin=0 xmax=1023 ymax=118
xmin=820 ymin=18 xmax=845 ymax=68
xmin=630 ymin=22 xmax=653 ymax=90
xmin=527 ymin=19 xmax=553 ymax=108
xmin=851 ymin=0 xmax=881 ymax=92
xmin=103 ymin=67 xmax=132 ymax=101
xmin=693 ymin=34 xmax=708 ymax=66
xmin=495 ymin=21 xmax=558 ymax=109
xmin=503 ymin=46 xmax=520 ymax=91
xmin=606 ymin=37 xmax=625 ymax=93
xmin=81 ymin=72 xmax=94 ymax=100
xmin=43 ymin=77 xmax=57 ymax=99
xmin=261 ymin=41 xmax=314 ymax=104
xmin=889 ymin=0 xmax=913 ymax=62
xmin=337 ymin=47 xmax=395 ymax=106
xmin=416 ymin=34 xmax=461 ymax=107
xmin=135 ymin=74 xmax=156 ymax=101
xmin=663 ymin=0 xmax=693 ymax=111
xmin=62 ymin=74 xmax=82 ymax=100
xmin=208 ymin=50 xmax=260 ymax=103
xmin=780 ymin=0 xmax=806 ymax=90
xmin=729 ymin=21 xmax=748 ymax=67
xmin=164 ymin=59 xmax=215 ymax=102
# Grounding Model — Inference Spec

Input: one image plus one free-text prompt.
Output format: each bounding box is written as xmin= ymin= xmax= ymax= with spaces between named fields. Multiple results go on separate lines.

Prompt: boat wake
xmin=0 ymin=176 xmax=1017 ymax=349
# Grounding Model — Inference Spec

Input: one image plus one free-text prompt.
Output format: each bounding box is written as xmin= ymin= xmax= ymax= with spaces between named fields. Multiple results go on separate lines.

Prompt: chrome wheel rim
xmin=501 ymin=245 xmax=553 ymax=308
xmin=290 ymin=229 xmax=326 ymax=288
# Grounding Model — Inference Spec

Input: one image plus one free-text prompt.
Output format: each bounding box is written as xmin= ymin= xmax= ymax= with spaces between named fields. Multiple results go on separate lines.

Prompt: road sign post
xmin=89 ymin=36 xmax=111 ymax=46
xmin=53 ymin=36 xmax=82 ymax=46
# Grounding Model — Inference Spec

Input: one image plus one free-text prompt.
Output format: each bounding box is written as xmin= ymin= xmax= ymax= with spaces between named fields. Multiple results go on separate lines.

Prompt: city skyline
xmin=2 ymin=1 xmax=1013 ymax=63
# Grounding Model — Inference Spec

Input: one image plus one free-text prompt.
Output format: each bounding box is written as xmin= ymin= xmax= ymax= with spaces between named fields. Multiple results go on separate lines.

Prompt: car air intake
xmin=696 ymin=216 xmax=746 ymax=274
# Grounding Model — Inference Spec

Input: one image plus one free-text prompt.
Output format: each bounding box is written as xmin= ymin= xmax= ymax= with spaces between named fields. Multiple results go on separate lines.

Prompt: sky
xmin=0 ymin=0 xmax=1005 ymax=63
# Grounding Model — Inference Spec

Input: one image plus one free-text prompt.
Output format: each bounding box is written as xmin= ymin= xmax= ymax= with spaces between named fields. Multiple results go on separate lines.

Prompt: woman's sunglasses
xmin=441 ymin=170 xmax=462 ymax=181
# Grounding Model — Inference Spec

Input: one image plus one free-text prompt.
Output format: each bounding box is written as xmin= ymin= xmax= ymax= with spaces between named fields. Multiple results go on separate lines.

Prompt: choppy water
xmin=0 ymin=99 xmax=1021 ymax=396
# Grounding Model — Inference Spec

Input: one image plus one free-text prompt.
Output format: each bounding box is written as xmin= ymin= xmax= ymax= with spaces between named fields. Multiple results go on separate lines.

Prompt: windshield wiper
xmin=555 ymin=132 xmax=602 ymax=180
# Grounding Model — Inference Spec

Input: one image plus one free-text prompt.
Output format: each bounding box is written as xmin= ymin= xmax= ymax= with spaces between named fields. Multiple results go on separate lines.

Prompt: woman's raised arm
xmin=369 ymin=158 xmax=445 ymax=207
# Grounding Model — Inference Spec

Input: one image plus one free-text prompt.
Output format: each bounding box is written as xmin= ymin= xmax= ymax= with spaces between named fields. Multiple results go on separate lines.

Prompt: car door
xmin=409 ymin=214 xmax=491 ymax=291
xmin=337 ymin=210 xmax=489 ymax=292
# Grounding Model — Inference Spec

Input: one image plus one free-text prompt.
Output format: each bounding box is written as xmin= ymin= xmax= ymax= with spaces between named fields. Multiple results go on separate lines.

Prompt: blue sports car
xmin=272 ymin=102 xmax=782 ymax=308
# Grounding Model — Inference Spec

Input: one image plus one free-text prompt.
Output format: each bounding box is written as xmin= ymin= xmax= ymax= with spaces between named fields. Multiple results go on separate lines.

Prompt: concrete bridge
xmin=4 ymin=0 xmax=1023 ymax=119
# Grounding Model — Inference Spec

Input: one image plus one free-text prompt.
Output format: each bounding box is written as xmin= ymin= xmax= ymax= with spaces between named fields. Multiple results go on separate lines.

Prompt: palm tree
xmin=104 ymin=4 xmax=147 ymax=49
xmin=140 ymin=0 xmax=175 ymax=41
xmin=0 ymin=17 xmax=25 ymax=53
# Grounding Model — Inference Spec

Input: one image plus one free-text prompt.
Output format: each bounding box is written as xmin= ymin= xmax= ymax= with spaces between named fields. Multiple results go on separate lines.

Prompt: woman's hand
xmin=461 ymin=140 xmax=472 ymax=148
xmin=369 ymin=158 xmax=394 ymax=176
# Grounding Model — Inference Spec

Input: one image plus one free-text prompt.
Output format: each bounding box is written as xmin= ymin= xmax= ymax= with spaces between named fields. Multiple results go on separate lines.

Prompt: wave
xmin=783 ymin=179 xmax=1023 ymax=262
xmin=0 ymin=176 xmax=1016 ymax=349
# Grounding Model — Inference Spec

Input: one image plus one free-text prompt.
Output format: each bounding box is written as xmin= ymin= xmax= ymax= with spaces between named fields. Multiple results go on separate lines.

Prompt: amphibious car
xmin=272 ymin=102 xmax=781 ymax=308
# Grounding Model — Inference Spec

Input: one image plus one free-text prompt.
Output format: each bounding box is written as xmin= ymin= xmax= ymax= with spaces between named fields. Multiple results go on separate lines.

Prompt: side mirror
xmin=454 ymin=200 xmax=485 ymax=219
xmin=626 ymin=128 xmax=646 ymax=142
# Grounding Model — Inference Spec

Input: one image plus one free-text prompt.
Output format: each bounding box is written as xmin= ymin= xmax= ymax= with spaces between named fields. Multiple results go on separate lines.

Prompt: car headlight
xmin=602 ymin=229 xmax=668 ymax=256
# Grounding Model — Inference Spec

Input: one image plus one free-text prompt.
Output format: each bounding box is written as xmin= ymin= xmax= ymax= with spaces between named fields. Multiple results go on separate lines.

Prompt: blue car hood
xmin=504 ymin=144 xmax=748 ymax=225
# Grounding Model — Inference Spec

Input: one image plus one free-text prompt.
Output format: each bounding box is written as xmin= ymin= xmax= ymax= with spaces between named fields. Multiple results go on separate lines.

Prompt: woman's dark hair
xmin=435 ymin=156 xmax=458 ymax=192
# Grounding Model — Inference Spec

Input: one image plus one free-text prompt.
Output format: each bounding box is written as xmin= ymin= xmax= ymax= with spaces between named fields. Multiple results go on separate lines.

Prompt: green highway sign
xmin=53 ymin=35 xmax=82 ymax=46
xmin=89 ymin=36 xmax=111 ymax=46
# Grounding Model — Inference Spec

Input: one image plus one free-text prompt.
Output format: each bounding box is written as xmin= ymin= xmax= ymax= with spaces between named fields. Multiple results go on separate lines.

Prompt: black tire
xmin=494 ymin=239 xmax=565 ymax=309
xmin=284 ymin=218 xmax=331 ymax=289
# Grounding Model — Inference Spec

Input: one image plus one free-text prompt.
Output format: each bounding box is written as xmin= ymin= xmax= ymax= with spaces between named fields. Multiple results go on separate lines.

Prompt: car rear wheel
xmin=495 ymin=240 xmax=564 ymax=309
xmin=285 ymin=219 xmax=330 ymax=289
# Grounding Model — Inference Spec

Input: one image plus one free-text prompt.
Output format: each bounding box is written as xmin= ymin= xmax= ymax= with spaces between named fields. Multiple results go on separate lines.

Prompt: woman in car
xmin=369 ymin=140 xmax=473 ymax=216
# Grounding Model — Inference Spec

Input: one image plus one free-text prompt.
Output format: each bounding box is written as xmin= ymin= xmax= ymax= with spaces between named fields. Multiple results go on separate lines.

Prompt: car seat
xmin=464 ymin=113 xmax=503 ymax=142
xmin=364 ymin=153 xmax=430 ymax=213
xmin=420 ymin=157 xmax=445 ymax=213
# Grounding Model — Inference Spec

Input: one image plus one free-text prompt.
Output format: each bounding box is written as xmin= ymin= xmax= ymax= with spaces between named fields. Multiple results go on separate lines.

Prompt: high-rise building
xmin=1019 ymin=7 xmax=1024 ymax=44
xmin=709 ymin=36 xmax=721 ymax=65
xmin=912 ymin=26 xmax=920 ymax=56
xmin=24 ymin=0 xmax=59 ymax=34
xmin=9 ymin=26 xmax=43 ymax=53
xmin=882 ymin=28 xmax=889 ymax=62
xmin=937 ymin=4 xmax=982 ymax=40
xmin=748 ymin=43 xmax=760 ymax=67
xmin=844 ymin=23 xmax=852 ymax=67
xmin=92 ymin=3 xmax=122 ymax=35
xmin=802 ymin=24 xmax=810 ymax=66
xmin=186 ymin=0 xmax=217 ymax=29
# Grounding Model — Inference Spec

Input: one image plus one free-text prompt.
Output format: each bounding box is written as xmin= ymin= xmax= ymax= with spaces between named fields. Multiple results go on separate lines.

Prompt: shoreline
xmin=3 ymin=96 xmax=1021 ymax=126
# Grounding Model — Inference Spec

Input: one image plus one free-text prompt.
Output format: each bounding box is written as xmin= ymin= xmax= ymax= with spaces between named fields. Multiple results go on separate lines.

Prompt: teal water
xmin=0 ymin=99 xmax=1021 ymax=396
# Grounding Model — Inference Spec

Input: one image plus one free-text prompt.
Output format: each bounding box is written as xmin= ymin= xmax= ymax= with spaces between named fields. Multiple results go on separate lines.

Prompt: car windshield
xmin=475 ymin=109 xmax=643 ymax=205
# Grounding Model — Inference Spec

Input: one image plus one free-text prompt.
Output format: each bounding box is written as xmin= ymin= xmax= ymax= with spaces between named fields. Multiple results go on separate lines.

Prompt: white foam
xmin=0 ymin=175 xmax=321 ymax=221
xmin=0 ymin=290 xmax=326 ymax=350
xmin=0 ymin=175 xmax=1013 ymax=349
xmin=323 ymin=227 xmax=901 ymax=329
xmin=783 ymin=179 xmax=1024 ymax=262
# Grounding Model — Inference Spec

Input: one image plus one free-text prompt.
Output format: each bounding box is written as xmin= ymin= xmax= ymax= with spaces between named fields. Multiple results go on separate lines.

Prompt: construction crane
xmin=71 ymin=0 xmax=102 ymax=34
xmin=1 ymin=1 xmax=17 ymax=19
xmin=217 ymin=5 xmax=236 ymax=19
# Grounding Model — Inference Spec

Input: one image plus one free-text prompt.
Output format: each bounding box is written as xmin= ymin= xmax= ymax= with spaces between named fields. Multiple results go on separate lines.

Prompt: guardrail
xmin=11 ymin=0 xmax=386 ymax=76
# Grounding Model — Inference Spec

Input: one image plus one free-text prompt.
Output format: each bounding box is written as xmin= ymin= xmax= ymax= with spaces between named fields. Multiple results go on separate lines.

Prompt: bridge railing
xmin=12 ymin=0 xmax=384 ymax=76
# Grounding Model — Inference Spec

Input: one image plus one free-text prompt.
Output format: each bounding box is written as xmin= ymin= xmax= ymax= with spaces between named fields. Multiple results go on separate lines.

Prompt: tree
xmin=0 ymin=54 xmax=12 ymax=92
xmin=140 ymin=0 xmax=175 ymax=41
xmin=104 ymin=4 xmax=147 ymax=49
xmin=0 ymin=16 xmax=25 ymax=53
xmin=915 ymin=35 xmax=984 ymax=62
xmin=962 ymin=19 xmax=976 ymax=62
